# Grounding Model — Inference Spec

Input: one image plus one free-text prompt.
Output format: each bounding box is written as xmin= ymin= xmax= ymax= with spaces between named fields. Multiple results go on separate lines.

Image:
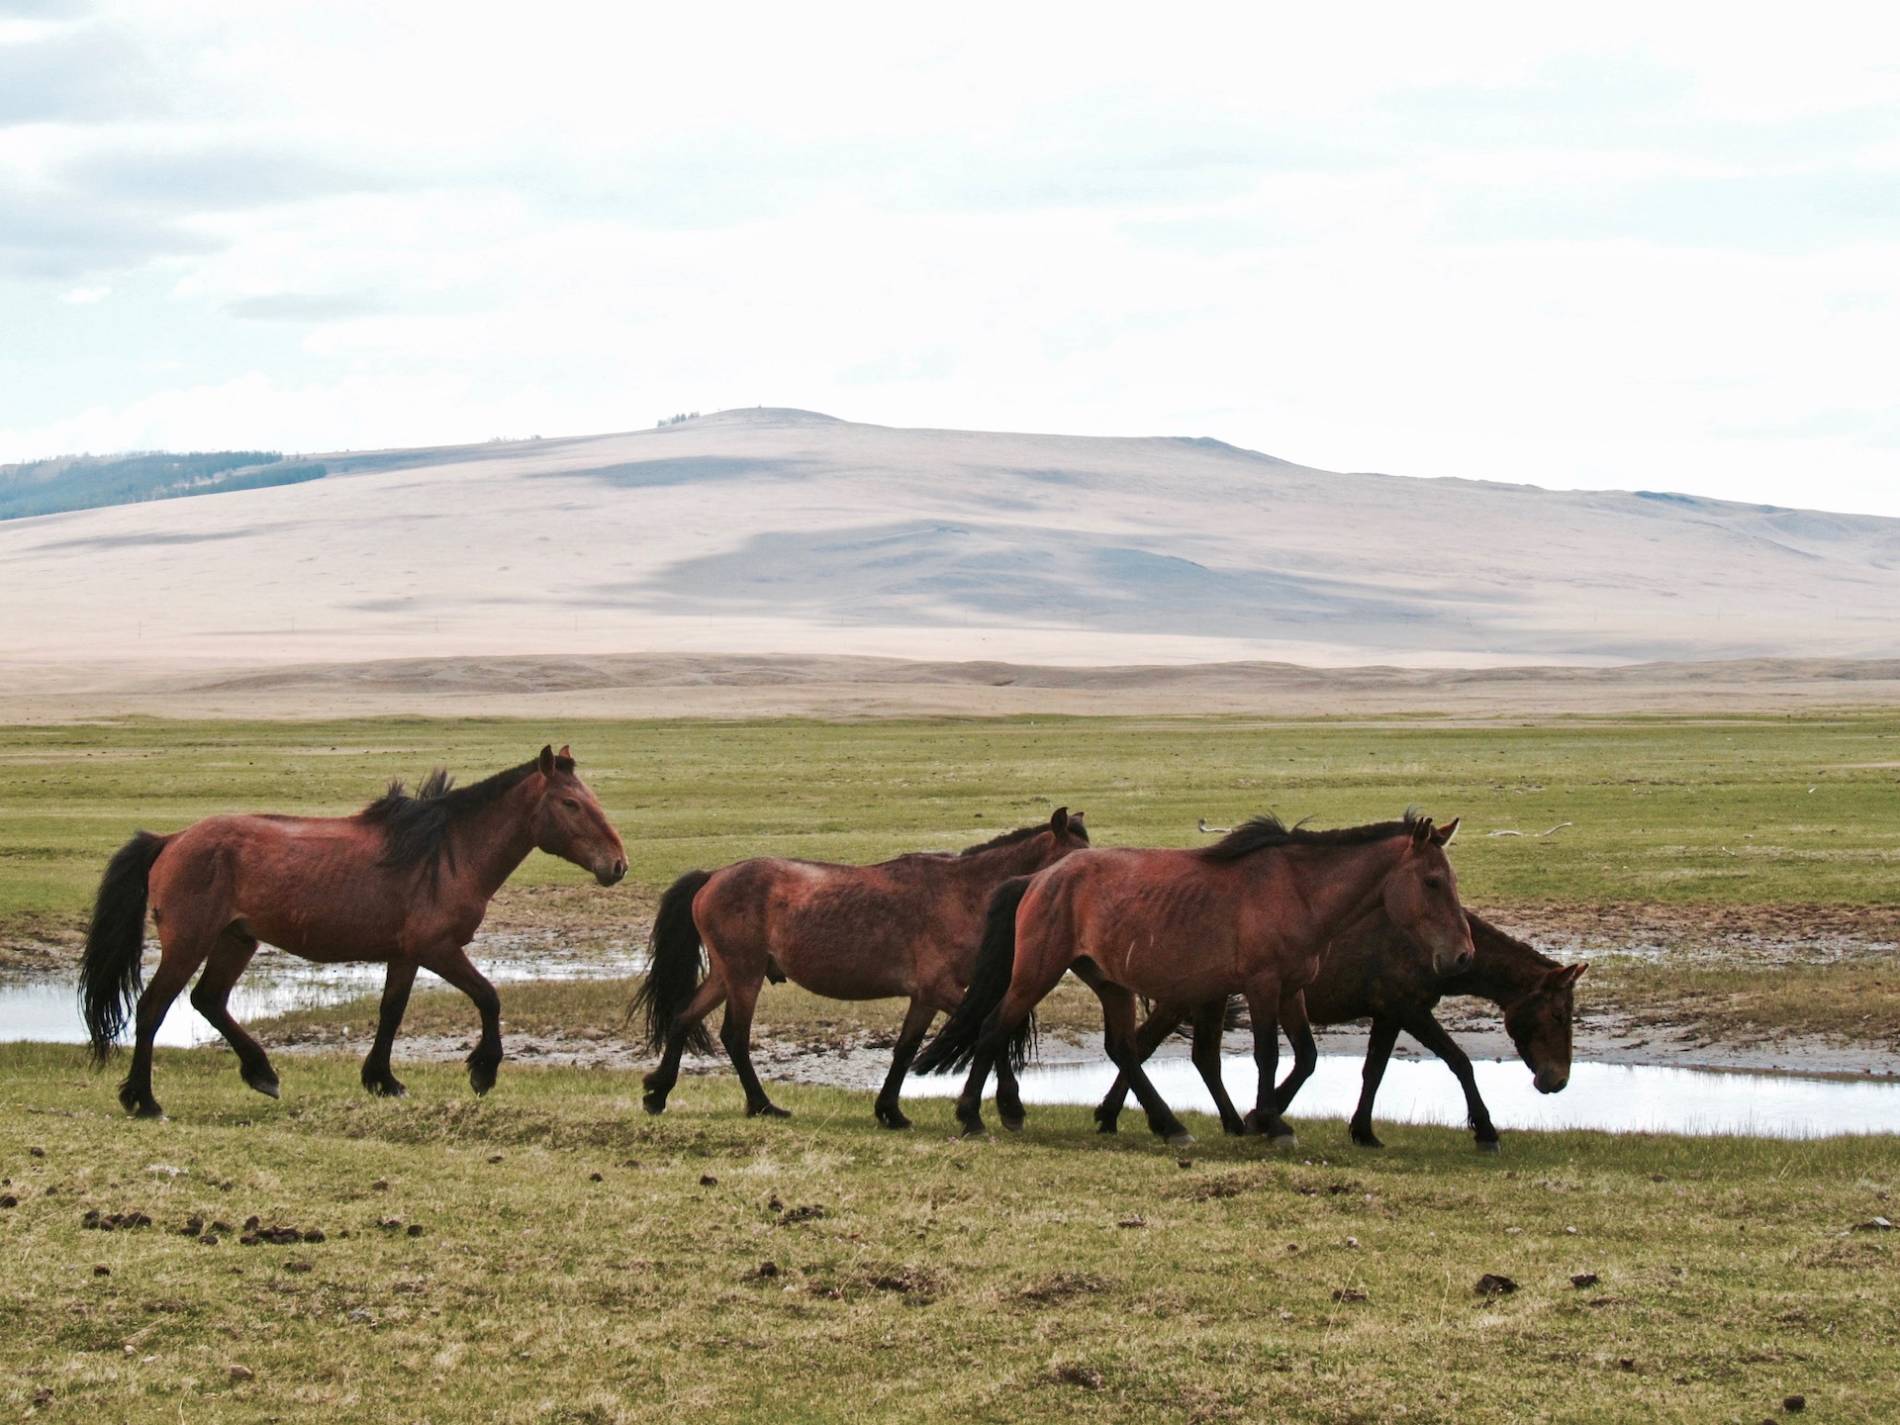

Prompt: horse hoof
xmin=469 ymin=1067 xmax=498 ymax=1096
xmin=958 ymin=1124 xmax=989 ymax=1140
xmin=999 ymin=1115 xmax=1025 ymax=1133
xmin=749 ymin=1103 xmax=791 ymax=1120
xmin=365 ymin=1077 xmax=405 ymax=1099
xmin=1352 ymin=1135 xmax=1385 ymax=1150
xmin=1096 ymin=1118 xmax=1119 ymax=1135
xmin=874 ymin=1103 xmax=912 ymax=1130
xmin=1164 ymin=1130 xmax=1195 ymax=1148
xmin=132 ymin=1100 xmax=165 ymax=1120
xmin=1269 ymin=1132 xmax=1298 ymax=1149
xmin=641 ymin=1092 xmax=668 ymax=1116
xmin=1476 ymin=1139 xmax=1502 ymax=1155
xmin=247 ymin=1074 xmax=282 ymax=1100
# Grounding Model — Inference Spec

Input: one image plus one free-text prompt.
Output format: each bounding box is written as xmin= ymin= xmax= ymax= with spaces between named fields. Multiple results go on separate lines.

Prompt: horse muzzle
xmin=1534 ymin=1068 xmax=1569 ymax=1095
xmin=596 ymin=857 xmax=628 ymax=887
xmin=1431 ymin=941 xmax=1476 ymax=976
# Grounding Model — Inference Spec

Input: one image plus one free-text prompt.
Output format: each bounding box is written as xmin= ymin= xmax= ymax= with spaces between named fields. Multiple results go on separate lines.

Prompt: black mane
xmin=959 ymin=819 xmax=1087 ymax=856
xmin=1195 ymin=810 xmax=1421 ymax=863
xmin=361 ymin=760 xmax=540 ymax=876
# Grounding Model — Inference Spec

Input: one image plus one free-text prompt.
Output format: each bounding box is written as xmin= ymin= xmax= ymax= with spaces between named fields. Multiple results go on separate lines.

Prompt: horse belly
xmin=228 ymin=838 xmax=405 ymax=962
xmin=774 ymin=936 xmax=913 ymax=1001
xmin=1091 ymin=916 xmax=1239 ymax=1003
xmin=761 ymin=879 xmax=924 ymax=1000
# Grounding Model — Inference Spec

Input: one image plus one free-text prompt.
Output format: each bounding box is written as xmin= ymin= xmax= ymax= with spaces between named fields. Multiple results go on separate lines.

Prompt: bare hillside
xmin=3 ymin=408 xmax=1896 ymax=679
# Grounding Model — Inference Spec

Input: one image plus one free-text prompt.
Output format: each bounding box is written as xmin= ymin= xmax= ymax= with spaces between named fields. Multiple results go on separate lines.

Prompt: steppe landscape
xmin=5 ymin=421 xmax=1897 ymax=1425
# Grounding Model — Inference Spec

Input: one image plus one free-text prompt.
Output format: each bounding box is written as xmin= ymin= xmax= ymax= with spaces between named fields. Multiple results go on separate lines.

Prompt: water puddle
xmin=5 ymin=962 xmax=1895 ymax=1138
xmin=902 ymin=1053 xmax=1899 ymax=1140
xmin=0 ymin=946 xmax=638 ymax=1049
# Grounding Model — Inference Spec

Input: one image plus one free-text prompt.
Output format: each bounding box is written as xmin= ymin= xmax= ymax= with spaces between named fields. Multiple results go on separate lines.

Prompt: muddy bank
xmin=264 ymin=1007 xmax=1900 ymax=1088
xmin=1491 ymin=901 xmax=1900 ymax=965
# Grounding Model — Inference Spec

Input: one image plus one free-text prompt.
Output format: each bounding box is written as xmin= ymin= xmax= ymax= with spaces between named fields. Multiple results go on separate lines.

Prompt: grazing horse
xmin=79 ymin=745 xmax=627 ymax=1117
xmin=632 ymin=808 xmax=1091 ymax=1126
xmin=1094 ymin=909 xmax=1587 ymax=1150
xmin=914 ymin=812 xmax=1474 ymax=1145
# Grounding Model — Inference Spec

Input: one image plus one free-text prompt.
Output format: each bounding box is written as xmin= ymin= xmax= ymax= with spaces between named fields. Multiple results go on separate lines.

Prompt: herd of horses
xmin=79 ymin=745 xmax=1585 ymax=1148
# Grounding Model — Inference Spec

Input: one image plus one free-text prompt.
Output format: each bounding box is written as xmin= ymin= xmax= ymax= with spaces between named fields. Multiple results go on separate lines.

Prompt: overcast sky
xmin=4 ymin=2 xmax=1898 ymax=514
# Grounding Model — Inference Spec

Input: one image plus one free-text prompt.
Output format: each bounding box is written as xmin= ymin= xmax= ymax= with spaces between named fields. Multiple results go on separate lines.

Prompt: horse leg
xmin=951 ymin=992 xmax=1036 ymax=1139
xmin=1240 ymin=978 xmax=1297 ymax=1145
xmin=1403 ymin=1010 xmax=1502 ymax=1152
xmin=874 ymin=996 xmax=938 ymax=1130
xmin=1270 ymin=988 xmax=1318 ymax=1117
xmin=1094 ymin=998 xmax=1188 ymax=1135
xmin=119 ymin=936 xmax=211 ymax=1119
xmin=1190 ymin=999 xmax=1249 ymax=1136
xmin=360 ymin=961 xmax=418 ymax=1097
xmin=1349 ymin=1017 xmax=1402 ymax=1148
xmin=992 ymin=1053 xmax=1028 ymax=1132
xmin=642 ymin=973 xmax=728 ymax=1114
xmin=423 ymin=944 xmax=503 ymax=1095
xmin=1083 ymin=973 xmax=1191 ymax=1147
xmin=718 ymin=974 xmax=788 ymax=1119
xmin=188 ymin=929 xmax=280 ymax=1099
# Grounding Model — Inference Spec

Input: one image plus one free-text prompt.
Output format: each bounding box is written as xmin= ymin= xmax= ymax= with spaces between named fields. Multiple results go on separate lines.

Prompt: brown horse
xmin=79 ymin=745 xmax=626 ymax=1117
xmin=1094 ymin=909 xmax=1587 ymax=1150
xmin=914 ymin=812 xmax=1474 ymax=1145
xmin=632 ymin=808 xmax=1091 ymax=1126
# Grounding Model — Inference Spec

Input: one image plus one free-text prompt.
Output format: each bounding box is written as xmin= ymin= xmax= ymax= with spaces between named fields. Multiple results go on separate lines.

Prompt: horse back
xmin=150 ymin=811 xmax=414 ymax=959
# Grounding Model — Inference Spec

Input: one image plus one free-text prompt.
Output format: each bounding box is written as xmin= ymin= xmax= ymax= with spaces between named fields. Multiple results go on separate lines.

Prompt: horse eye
xmin=1424 ymin=875 xmax=1444 ymax=891
xmin=562 ymin=797 xmax=580 ymax=810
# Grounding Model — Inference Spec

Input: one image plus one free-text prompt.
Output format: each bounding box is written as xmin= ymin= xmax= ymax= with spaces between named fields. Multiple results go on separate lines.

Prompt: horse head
xmin=1504 ymin=961 xmax=1586 ymax=1094
xmin=529 ymin=744 xmax=627 ymax=886
xmin=1380 ymin=816 xmax=1475 ymax=976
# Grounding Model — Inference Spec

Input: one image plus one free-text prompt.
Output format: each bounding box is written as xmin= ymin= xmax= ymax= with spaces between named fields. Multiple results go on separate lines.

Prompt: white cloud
xmin=59 ymin=283 xmax=108 ymax=303
xmin=1 ymin=1 xmax=1897 ymax=512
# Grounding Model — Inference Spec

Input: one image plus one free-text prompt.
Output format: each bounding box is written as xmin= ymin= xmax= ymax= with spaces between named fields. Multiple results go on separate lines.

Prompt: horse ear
xmin=538 ymin=745 xmax=555 ymax=775
xmin=558 ymin=744 xmax=572 ymax=761
xmin=1431 ymin=816 xmax=1461 ymax=847
xmin=1410 ymin=816 xmax=1435 ymax=848
xmin=1549 ymin=962 xmax=1587 ymax=988
xmin=1050 ymin=807 xmax=1070 ymax=834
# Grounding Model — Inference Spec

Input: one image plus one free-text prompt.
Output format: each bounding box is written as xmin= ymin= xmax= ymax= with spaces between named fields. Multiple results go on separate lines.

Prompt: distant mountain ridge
xmin=0 ymin=450 xmax=326 ymax=521
xmin=1 ymin=407 xmax=1895 ymax=669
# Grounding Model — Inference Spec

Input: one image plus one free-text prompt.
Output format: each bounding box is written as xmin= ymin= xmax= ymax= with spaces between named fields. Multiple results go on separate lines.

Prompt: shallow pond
xmin=3 ymin=958 xmax=1894 ymax=1139
xmin=900 ymin=1052 xmax=1899 ymax=1140
xmin=0 ymin=947 xmax=637 ymax=1049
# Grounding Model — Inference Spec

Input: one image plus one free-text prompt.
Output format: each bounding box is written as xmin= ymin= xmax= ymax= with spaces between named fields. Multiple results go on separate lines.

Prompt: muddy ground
xmin=11 ymin=898 xmax=1896 ymax=1079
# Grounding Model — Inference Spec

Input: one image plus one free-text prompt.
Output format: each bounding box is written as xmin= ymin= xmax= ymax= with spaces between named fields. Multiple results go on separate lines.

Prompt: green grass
xmin=7 ymin=712 xmax=1900 ymax=946
xmin=2 ymin=1043 xmax=1894 ymax=1424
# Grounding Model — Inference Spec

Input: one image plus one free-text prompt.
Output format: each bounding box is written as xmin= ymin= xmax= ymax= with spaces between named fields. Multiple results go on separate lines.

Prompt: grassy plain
xmin=3 ymin=1043 xmax=1895 ymax=1425
xmin=6 ymin=711 xmax=1900 ymax=925
xmin=5 ymin=713 xmax=1898 ymax=1045
xmin=5 ymin=716 xmax=1899 ymax=1421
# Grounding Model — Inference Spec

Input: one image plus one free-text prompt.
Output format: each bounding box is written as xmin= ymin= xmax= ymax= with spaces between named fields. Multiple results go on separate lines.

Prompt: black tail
xmin=79 ymin=831 xmax=167 ymax=1064
xmin=915 ymin=876 xmax=1035 ymax=1076
xmin=630 ymin=869 xmax=715 ymax=1056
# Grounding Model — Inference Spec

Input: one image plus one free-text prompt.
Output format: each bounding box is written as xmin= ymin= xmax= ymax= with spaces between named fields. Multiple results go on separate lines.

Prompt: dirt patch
xmin=1486 ymin=901 xmax=1900 ymax=964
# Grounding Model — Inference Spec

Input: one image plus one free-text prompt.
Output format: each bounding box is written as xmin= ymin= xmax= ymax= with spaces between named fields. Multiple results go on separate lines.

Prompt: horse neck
xmin=445 ymin=776 xmax=542 ymax=899
xmin=1275 ymin=836 xmax=1409 ymax=941
xmin=1459 ymin=916 xmax=1557 ymax=1008
xmin=955 ymin=833 xmax=1057 ymax=883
